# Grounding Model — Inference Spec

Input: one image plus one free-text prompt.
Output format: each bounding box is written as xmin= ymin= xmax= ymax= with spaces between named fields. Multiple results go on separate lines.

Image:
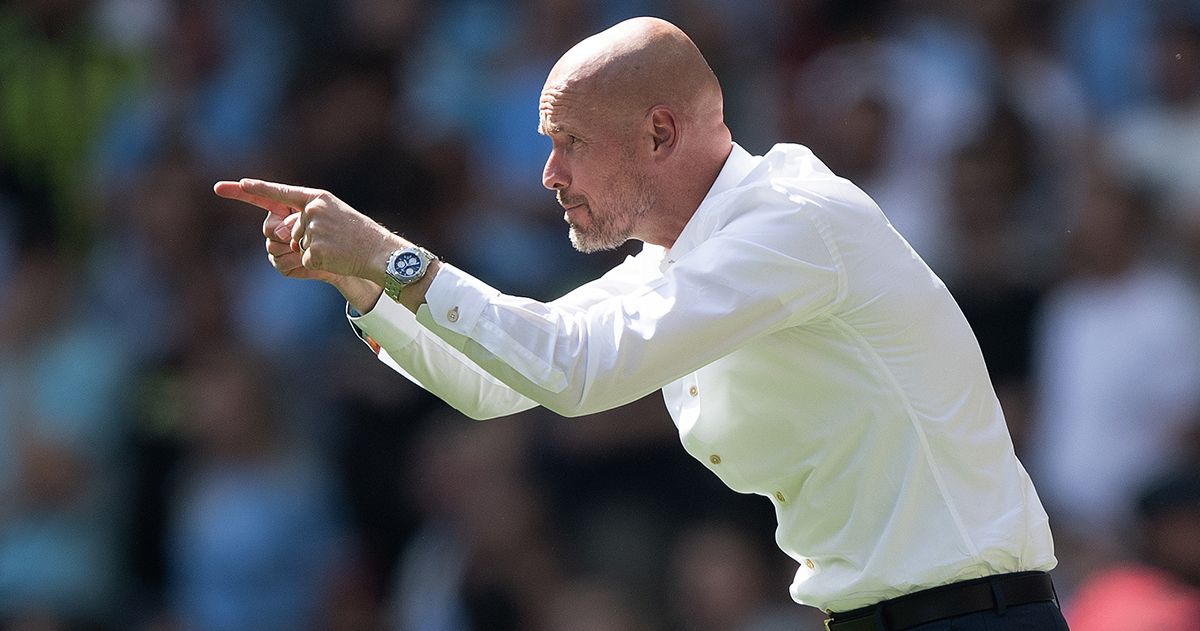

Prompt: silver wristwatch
xmin=383 ymin=246 xmax=438 ymax=302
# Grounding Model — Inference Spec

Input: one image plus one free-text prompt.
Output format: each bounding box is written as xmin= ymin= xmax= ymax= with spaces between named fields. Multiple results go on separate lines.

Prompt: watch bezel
xmin=383 ymin=246 xmax=437 ymax=302
xmin=388 ymin=249 xmax=424 ymax=281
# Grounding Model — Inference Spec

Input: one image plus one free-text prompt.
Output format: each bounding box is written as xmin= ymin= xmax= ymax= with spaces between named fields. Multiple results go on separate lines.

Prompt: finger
xmin=266 ymin=239 xmax=294 ymax=256
xmin=269 ymin=252 xmax=305 ymax=277
xmin=268 ymin=245 xmax=306 ymax=270
xmin=277 ymin=213 xmax=301 ymax=242
xmin=237 ymin=179 xmax=323 ymax=208
xmin=263 ymin=212 xmax=285 ymax=241
xmin=290 ymin=210 xmax=308 ymax=245
xmin=214 ymin=181 xmax=296 ymax=217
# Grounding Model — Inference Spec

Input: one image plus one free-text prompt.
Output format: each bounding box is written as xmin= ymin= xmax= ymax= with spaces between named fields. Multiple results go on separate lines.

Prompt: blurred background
xmin=2 ymin=0 xmax=1200 ymax=629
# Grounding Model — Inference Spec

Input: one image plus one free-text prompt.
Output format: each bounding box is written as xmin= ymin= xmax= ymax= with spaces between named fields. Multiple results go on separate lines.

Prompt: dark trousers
xmin=903 ymin=601 xmax=1068 ymax=630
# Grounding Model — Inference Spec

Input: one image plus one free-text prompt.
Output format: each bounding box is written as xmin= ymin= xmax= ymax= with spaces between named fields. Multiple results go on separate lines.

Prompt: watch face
xmin=391 ymin=250 xmax=423 ymax=280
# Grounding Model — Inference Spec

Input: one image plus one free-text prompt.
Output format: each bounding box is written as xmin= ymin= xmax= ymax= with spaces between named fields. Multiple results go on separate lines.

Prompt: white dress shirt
xmin=350 ymin=143 xmax=1056 ymax=612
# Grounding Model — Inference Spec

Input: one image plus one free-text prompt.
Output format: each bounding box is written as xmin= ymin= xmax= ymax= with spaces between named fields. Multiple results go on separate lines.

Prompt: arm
xmin=355 ymin=225 xmax=843 ymax=417
xmin=213 ymin=179 xmax=540 ymax=419
xmin=216 ymin=179 xmax=843 ymax=419
xmin=348 ymin=249 xmax=662 ymax=419
xmin=351 ymin=296 xmax=539 ymax=420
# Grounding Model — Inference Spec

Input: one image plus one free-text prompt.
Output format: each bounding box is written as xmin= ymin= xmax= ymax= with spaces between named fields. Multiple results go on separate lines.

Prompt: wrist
xmin=397 ymin=258 xmax=441 ymax=313
xmin=380 ymin=243 xmax=438 ymax=306
xmin=361 ymin=232 xmax=407 ymax=286
xmin=331 ymin=276 xmax=384 ymax=314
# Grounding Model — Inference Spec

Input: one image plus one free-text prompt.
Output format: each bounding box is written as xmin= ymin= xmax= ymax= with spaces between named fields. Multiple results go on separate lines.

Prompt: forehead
xmin=538 ymin=74 xmax=613 ymax=136
xmin=538 ymin=80 xmax=578 ymax=134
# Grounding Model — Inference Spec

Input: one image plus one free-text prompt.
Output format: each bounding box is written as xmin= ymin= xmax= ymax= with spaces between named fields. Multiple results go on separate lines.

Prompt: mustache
xmin=557 ymin=191 xmax=587 ymax=208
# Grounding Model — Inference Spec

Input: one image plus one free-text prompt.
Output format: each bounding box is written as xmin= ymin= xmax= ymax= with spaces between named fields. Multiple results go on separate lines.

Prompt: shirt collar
xmin=663 ymin=142 xmax=760 ymax=264
xmin=706 ymin=142 xmax=758 ymax=201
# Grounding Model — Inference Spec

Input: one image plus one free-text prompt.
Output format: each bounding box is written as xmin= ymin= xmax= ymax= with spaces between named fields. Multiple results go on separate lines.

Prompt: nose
xmin=542 ymin=147 xmax=570 ymax=191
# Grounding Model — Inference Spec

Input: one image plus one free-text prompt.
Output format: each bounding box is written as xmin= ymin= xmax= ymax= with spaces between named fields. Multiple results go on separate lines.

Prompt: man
xmin=215 ymin=17 xmax=1068 ymax=630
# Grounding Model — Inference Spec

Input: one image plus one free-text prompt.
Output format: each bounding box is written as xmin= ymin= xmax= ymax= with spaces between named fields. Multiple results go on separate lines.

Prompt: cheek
xmin=574 ymin=150 xmax=635 ymax=205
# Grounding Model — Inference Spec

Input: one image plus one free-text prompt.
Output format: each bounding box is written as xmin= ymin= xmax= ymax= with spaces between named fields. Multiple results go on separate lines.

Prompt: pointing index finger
xmin=213 ymin=179 xmax=312 ymax=219
xmin=214 ymin=180 xmax=295 ymax=217
xmin=238 ymin=179 xmax=323 ymax=207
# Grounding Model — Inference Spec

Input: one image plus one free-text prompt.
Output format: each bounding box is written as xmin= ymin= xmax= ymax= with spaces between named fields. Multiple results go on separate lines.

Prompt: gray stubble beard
xmin=567 ymin=171 xmax=655 ymax=254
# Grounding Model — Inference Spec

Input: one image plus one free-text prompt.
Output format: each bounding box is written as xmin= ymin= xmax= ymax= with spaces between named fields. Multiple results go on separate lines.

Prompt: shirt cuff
xmin=423 ymin=262 xmax=501 ymax=336
xmin=347 ymin=292 xmax=424 ymax=353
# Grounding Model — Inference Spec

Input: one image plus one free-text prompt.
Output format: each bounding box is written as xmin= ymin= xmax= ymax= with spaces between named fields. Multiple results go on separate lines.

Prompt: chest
xmin=660 ymin=323 xmax=888 ymax=494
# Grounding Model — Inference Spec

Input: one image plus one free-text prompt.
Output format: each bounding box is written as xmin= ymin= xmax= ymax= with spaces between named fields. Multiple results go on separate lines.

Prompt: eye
xmin=567 ymin=134 xmax=581 ymax=146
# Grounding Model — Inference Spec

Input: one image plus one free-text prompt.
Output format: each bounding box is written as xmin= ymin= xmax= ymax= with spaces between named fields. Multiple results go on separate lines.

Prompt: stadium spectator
xmin=1065 ymin=466 xmax=1200 ymax=630
xmin=1028 ymin=169 xmax=1200 ymax=556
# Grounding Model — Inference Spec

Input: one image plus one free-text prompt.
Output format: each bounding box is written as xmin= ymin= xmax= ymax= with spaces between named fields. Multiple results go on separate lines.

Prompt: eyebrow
xmin=537 ymin=115 xmax=563 ymax=136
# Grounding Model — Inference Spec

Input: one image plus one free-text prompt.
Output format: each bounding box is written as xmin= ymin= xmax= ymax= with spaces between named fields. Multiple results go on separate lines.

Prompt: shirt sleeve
xmin=348 ymin=250 xmax=661 ymax=420
xmin=409 ymin=207 xmax=844 ymax=418
xmin=349 ymin=296 xmax=539 ymax=420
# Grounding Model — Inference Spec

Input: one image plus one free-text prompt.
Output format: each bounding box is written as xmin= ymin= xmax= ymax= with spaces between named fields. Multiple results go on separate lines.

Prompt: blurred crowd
xmin=1 ymin=0 xmax=1199 ymax=629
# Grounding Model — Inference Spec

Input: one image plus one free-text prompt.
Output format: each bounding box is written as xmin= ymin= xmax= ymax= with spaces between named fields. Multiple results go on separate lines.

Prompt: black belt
xmin=824 ymin=571 xmax=1058 ymax=631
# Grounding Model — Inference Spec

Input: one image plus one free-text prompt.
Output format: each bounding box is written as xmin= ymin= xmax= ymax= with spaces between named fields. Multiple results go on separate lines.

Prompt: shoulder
xmin=714 ymin=144 xmax=882 ymax=235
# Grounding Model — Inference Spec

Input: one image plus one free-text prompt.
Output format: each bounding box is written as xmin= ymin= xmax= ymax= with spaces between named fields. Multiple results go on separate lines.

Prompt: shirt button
xmin=805 ymin=558 xmax=815 ymax=570
xmin=774 ymin=490 xmax=787 ymax=503
xmin=447 ymin=306 xmax=460 ymax=323
xmin=688 ymin=385 xmax=698 ymax=397
xmin=709 ymin=454 xmax=721 ymax=465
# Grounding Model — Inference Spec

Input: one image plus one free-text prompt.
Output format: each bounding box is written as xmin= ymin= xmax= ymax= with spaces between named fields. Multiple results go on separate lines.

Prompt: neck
xmin=640 ymin=140 xmax=732 ymax=250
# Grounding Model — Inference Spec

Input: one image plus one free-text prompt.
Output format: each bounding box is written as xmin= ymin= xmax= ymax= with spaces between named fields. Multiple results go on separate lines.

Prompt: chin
xmin=569 ymin=228 xmax=625 ymax=254
xmin=568 ymin=227 xmax=594 ymax=253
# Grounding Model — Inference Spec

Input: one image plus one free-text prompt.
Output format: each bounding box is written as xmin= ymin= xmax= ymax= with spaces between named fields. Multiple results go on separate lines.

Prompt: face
xmin=539 ymin=81 xmax=655 ymax=253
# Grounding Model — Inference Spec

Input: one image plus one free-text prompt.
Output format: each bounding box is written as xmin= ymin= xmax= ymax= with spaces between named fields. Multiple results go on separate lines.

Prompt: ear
xmin=648 ymin=107 xmax=678 ymax=159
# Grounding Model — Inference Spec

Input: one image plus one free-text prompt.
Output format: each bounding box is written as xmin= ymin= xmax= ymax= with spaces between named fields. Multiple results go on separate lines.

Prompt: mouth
xmin=563 ymin=203 xmax=587 ymax=223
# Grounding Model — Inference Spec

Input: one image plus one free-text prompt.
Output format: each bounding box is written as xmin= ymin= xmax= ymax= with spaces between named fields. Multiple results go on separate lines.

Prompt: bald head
xmin=544 ymin=17 xmax=724 ymax=128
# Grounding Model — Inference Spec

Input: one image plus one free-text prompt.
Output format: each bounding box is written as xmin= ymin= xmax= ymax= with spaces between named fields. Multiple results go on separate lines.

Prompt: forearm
xmin=351 ymin=296 xmax=539 ymax=420
xmin=354 ymin=233 xmax=441 ymax=314
xmin=377 ymin=330 xmax=540 ymax=420
xmin=329 ymin=259 xmax=440 ymax=317
xmin=412 ymin=233 xmax=838 ymax=417
xmin=330 ymin=276 xmax=384 ymax=314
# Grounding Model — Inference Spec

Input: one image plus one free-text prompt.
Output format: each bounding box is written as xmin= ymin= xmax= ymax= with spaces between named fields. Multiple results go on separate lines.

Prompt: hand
xmin=213 ymin=178 xmax=402 ymax=284
xmin=263 ymin=212 xmax=341 ymax=283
